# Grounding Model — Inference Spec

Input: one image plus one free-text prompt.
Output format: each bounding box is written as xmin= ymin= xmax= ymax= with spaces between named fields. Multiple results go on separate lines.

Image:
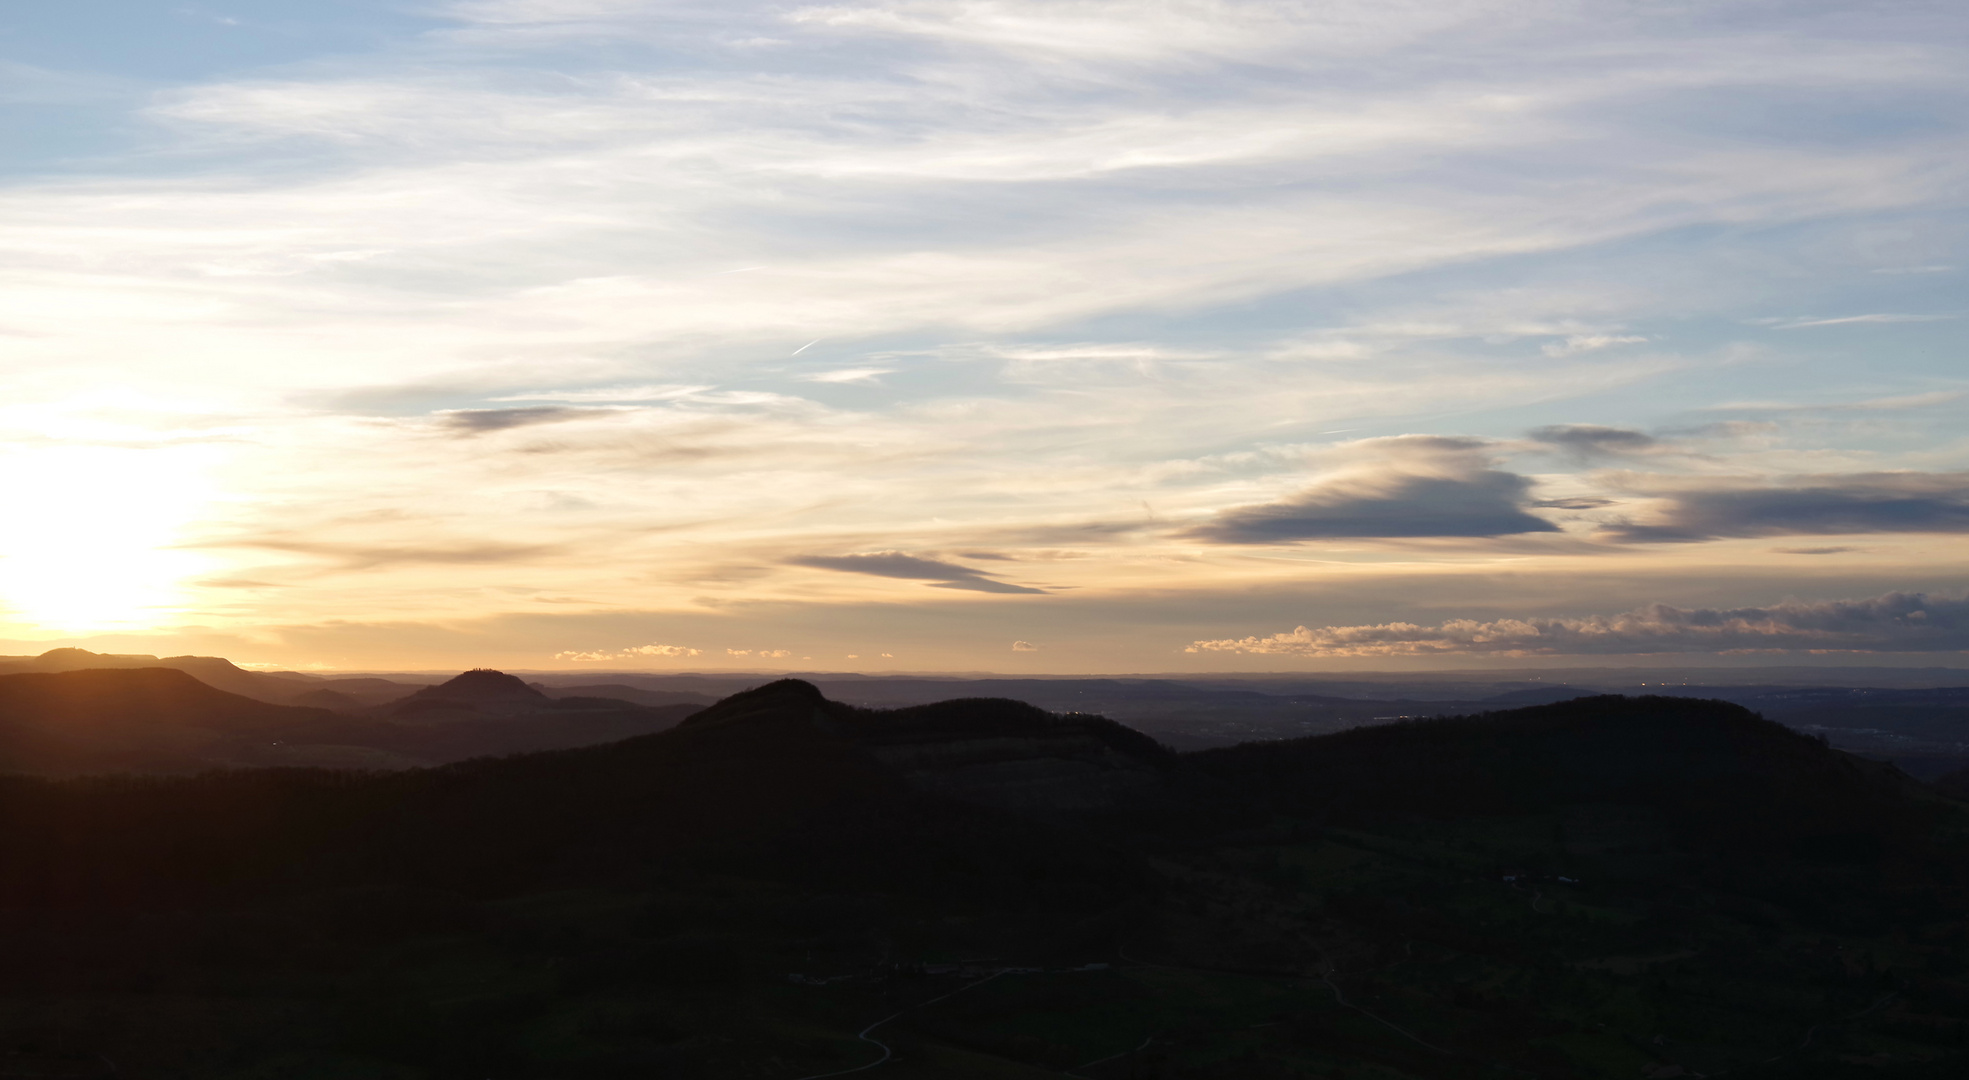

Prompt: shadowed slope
xmin=1187 ymin=695 xmax=1949 ymax=886
xmin=680 ymin=679 xmax=1173 ymax=810
xmin=389 ymin=668 xmax=553 ymax=717
xmin=0 ymin=668 xmax=343 ymax=776
xmin=5 ymin=690 xmax=1969 ymax=1078
xmin=0 ymin=667 xmax=701 ymax=776
xmin=0 ymin=678 xmax=1148 ymax=908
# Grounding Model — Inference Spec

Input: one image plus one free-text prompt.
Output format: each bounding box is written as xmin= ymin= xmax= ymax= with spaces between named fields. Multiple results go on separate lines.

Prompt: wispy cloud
xmin=491 ymin=385 xmax=712 ymax=403
xmin=1541 ymin=334 xmax=1647 ymax=357
xmin=1702 ymin=390 xmax=1963 ymax=413
xmin=788 ymin=551 xmax=1046 ymax=594
xmin=439 ymin=406 xmax=598 ymax=433
xmin=1770 ymin=314 xmax=1956 ymax=329
xmin=800 ymin=367 xmax=892 ymax=383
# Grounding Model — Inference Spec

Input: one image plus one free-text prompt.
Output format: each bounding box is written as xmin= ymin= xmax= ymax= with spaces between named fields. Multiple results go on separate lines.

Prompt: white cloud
xmin=1541 ymin=334 xmax=1648 ymax=357
xmin=1773 ymin=314 xmax=1956 ymax=329
xmin=556 ymin=643 xmax=702 ymax=660
xmin=801 ymin=368 xmax=893 ymax=383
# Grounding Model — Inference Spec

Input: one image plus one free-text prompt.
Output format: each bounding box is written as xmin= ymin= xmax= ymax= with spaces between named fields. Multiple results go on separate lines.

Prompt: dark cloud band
xmin=1186 ymin=469 xmax=1557 ymax=543
xmin=788 ymin=552 xmax=1045 ymax=594
xmin=1606 ymin=472 xmax=1969 ymax=542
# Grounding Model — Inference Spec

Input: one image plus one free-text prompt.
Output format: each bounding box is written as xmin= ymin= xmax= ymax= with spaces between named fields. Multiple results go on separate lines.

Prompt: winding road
xmin=792 ymin=969 xmax=1009 ymax=1080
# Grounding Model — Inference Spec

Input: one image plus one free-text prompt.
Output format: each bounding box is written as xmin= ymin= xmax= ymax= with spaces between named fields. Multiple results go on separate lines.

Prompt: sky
xmin=0 ymin=0 xmax=1964 ymax=673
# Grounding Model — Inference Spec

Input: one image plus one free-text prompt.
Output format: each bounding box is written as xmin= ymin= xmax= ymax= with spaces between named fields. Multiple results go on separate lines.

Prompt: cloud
xmin=439 ymin=406 xmax=597 ymax=433
xmin=491 ymin=385 xmax=711 ymax=403
xmin=1773 ymin=314 xmax=1955 ymax=329
xmin=1541 ymin=334 xmax=1647 ymax=357
xmin=217 ymin=539 xmax=566 ymax=570
xmin=1533 ymin=496 xmax=1616 ymax=510
xmin=1186 ymin=591 xmax=1969 ymax=657
xmin=1011 ymin=640 xmax=1038 ymax=652
xmin=555 ymin=641 xmax=700 ymax=657
xmin=1184 ymin=436 xmax=1557 ymax=543
xmin=556 ymin=643 xmax=703 ymax=661
xmin=787 ymin=551 xmax=1045 ymax=594
xmin=801 ymin=368 xmax=892 ymax=383
xmin=1603 ymin=472 xmax=1969 ymax=543
xmin=1703 ymin=391 xmax=1963 ymax=414
xmin=1527 ymin=424 xmax=1656 ymax=461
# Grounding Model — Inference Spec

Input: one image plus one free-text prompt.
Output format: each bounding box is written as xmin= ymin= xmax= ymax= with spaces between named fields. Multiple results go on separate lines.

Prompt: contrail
xmin=791 ymin=339 xmax=821 ymax=356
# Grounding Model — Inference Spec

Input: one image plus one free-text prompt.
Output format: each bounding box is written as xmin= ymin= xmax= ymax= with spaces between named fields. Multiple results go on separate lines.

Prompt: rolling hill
xmin=4 ymin=683 xmax=1969 ymax=1076
xmin=0 ymin=667 xmax=700 ymax=775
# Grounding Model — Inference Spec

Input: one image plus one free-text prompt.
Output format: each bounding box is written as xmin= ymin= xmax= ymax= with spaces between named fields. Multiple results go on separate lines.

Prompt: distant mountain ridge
xmin=9 ymin=648 xmax=1967 ymax=778
xmin=678 ymin=678 xmax=1171 ymax=811
xmin=0 ymin=666 xmax=700 ymax=776
xmin=391 ymin=668 xmax=554 ymax=718
xmin=0 ymin=648 xmax=427 ymax=707
xmin=0 ymin=668 xmax=343 ymax=776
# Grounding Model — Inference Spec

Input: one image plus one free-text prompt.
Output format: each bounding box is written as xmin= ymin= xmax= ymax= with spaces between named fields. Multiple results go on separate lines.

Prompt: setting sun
xmin=0 ymin=445 xmax=216 ymax=632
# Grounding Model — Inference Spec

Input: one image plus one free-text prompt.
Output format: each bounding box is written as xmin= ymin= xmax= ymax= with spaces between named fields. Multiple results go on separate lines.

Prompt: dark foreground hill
xmin=0 ymin=668 xmax=699 ymax=774
xmin=4 ymin=685 xmax=1969 ymax=1078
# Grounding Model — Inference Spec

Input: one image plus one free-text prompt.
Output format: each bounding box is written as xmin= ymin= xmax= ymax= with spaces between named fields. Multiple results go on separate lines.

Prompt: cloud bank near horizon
xmin=1187 ymin=591 xmax=1969 ymax=658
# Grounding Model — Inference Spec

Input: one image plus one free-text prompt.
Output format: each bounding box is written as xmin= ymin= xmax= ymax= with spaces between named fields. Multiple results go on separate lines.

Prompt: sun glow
xmin=0 ymin=446 xmax=218 ymax=632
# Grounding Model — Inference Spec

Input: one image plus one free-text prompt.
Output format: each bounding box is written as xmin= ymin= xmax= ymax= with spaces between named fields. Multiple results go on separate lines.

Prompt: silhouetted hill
xmin=1184 ymin=697 xmax=1949 ymax=913
xmin=0 ymin=667 xmax=700 ymax=775
xmin=673 ymin=679 xmax=1172 ymax=811
xmin=534 ymin=682 xmax=718 ymax=708
xmin=288 ymin=687 xmax=365 ymax=711
xmin=1190 ymin=694 xmax=1914 ymax=820
xmin=0 ymin=679 xmax=1146 ymax=907
xmin=0 ymin=668 xmax=344 ymax=776
xmin=0 ymin=647 xmax=294 ymax=701
xmin=391 ymin=668 xmax=552 ymax=716
xmin=6 ymin=687 xmax=1969 ymax=1078
xmin=1479 ymin=684 xmax=1597 ymax=705
xmin=0 ymin=648 xmax=429 ymax=706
